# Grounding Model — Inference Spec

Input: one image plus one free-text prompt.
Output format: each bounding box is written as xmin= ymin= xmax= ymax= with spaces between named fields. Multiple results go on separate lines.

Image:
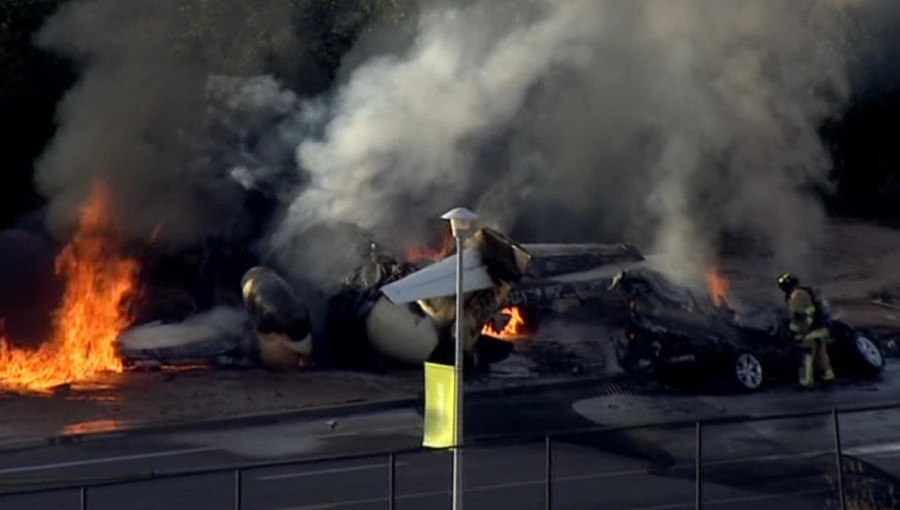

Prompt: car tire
xmin=847 ymin=332 xmax=885 ymax=378
xmin=731 ymin=351 xmax=765 ymax=392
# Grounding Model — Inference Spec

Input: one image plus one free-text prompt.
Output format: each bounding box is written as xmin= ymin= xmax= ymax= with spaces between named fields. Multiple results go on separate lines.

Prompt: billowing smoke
xmin=270 ymin=0 xmax=870 ymax=287
xmin=32 ymin=0 xmax=896 ymax=292
xmin=33 ymin=0 xmax=302 ymax=247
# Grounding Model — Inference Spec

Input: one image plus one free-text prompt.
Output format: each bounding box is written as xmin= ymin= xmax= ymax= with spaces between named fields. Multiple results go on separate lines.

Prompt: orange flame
xmin=60 ymin=418 xmax=123 ymax=435
xmin=0 ymin=182 xmax=138 ymax=393
xmin=705 ymin=265 xmax=729 ymax=307
xmin=403 ymin=233 xmax=454 ymax=264
xmin=481 ymin=306 xmax=526 ymax=341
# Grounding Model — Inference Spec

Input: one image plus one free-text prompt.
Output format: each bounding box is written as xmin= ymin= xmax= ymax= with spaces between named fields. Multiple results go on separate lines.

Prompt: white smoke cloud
xmin=269 ymin=0 xmax=863 ymax=287
xmin=34 ymin=0 xmax=893 ymax=291
xmin=275 ymin=2 xmax=587 ymax=241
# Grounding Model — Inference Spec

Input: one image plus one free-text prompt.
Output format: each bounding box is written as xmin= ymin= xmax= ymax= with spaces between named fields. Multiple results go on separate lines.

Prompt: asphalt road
xmin=2 ymin=363 xmax=900 ymax=509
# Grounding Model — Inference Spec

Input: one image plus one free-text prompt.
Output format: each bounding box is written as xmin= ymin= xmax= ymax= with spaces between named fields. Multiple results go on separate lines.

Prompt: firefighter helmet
xmin=777 ymin=272 xmax=799 ymax=293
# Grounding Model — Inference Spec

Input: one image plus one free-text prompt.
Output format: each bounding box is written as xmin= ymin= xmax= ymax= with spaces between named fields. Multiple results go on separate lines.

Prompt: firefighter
xmin=777 ymin=272 xmax=835 ymax=388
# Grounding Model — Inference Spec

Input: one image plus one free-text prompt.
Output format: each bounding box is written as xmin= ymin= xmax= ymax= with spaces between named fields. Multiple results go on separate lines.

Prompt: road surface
xmin=2 ymin=364 xmax=900 ymax=509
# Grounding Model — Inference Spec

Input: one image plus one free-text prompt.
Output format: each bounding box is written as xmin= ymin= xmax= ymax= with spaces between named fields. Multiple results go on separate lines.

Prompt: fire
xmin=403 ymin=233 xmax=454 ymax=264
xmin=481 ymin=306 xmax=526 ymax=341
xmin=0 ymin=182 xmax=138 ymax=393
xmin=705 ymin=265 xmax=729 ymax=307
xmin=61 ymin=418 xmax=123 ymax=435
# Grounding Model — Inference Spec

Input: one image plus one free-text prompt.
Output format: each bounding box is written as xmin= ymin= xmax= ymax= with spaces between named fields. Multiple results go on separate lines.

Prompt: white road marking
xmin=0 ymin=447 xmax=216 ymax=475
xmin=257 ymin=462 xmax=408 ymax=481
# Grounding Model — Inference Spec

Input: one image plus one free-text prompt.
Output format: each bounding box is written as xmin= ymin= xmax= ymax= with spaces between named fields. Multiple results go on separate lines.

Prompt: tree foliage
xmin=824 ymin=96 xmax=900 ymax=223
xmin=0 ymin=0 xmax=74 ymax=228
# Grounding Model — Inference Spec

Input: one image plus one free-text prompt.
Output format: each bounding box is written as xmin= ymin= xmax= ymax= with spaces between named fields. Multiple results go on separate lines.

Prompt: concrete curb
xmin=0 ymin=374 xmax=616 ymax=454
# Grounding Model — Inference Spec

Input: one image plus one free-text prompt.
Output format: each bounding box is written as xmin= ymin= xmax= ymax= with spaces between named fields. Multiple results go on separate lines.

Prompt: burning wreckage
xmin=118 ymin=228 xmax=646 ymax=371
xmin=612 ymin=268 xmax=885 ymax=391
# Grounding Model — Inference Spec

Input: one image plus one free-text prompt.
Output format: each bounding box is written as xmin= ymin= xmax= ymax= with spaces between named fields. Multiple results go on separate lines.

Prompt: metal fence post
xmin=80 ymin=486 xmax=88 ymax=510
xmin=833 ymin=409 xmax=846 ymax=510
xmin=388 ymin=452 xmax=396 ymax=510
xmin=545 ymin=436 xmax=553 ymax=510
xmin=695 ymin=422 xmax=702 ymax=510
xmin=234 ymin=468 xmax=243 ymax=510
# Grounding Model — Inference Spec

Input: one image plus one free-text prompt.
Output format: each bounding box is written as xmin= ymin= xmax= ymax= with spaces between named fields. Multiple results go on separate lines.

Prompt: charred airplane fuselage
xmin=119 ymin=266 xmax=313 ymax=370
xmin=118 ymin=229 xmax=655 ymax=372
xmin=326 ymin=228 xmax=533 ymax=369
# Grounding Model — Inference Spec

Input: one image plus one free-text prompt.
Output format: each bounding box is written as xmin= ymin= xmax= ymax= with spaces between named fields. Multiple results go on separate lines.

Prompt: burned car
xmin=612 ymin=268 xmax=885 ymax=391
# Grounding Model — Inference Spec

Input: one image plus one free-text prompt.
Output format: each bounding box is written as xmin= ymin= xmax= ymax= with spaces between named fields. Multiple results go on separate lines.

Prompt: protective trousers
xmin=798 ymin=329 xmax=835 ymax=388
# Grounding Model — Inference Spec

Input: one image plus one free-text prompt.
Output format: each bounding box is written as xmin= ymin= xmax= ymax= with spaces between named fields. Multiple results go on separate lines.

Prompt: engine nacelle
xmin=241 ymin=266 xmax=312 ymax=369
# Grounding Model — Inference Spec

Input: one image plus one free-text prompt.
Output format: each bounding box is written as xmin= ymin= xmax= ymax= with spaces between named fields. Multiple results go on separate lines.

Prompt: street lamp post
xmin=441 ymin=206 xmax=478 ymax=510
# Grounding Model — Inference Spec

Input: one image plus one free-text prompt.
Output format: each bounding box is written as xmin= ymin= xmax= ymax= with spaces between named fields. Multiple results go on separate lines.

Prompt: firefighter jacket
xmin=787 ymin=288 xmax=827 ymax=339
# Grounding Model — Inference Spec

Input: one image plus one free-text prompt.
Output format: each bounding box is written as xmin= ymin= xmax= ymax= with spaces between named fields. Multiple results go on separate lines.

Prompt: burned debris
xmin=118 ymin=228 xmax=534 ymax=371
xmin=4 ymin=196 xmax=890 ymax=390
xmin=113 ymin=227 xmax=661 ymax=374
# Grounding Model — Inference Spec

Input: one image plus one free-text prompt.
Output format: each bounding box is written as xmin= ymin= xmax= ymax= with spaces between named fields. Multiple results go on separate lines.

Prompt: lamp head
xmin=441 ymin=207 xmax=478 ymax=237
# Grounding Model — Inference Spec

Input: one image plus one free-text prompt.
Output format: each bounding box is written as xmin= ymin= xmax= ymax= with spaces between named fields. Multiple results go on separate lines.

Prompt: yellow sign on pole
xmin=423 ymin=362 xmax=457 ymax=448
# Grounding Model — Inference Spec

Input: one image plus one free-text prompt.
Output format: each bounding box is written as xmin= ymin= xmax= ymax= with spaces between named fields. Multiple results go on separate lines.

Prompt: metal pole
xmin=695 ymin=421 xmax=702 ymax=510
xmin=80 ymin=486 xmax=88 ymax=510
xmin=545 ymin=436 xmax=553 ymax=510
xmin=452 ymin=234 xmax=465 ymax=510
xmin=388 ymin=452 xmax=396 ymax=510
xmin=234 ymin=468 xmax=242 ymax=510
xmin=833 ymin=409 xmax=846 ymax=510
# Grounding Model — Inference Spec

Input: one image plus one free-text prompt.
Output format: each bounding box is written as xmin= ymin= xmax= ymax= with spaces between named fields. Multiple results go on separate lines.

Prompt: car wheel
xmin=849 ymin=333 xmax=884 ymax=377
xmin=732 ymin=352 xmax=765 ymax=391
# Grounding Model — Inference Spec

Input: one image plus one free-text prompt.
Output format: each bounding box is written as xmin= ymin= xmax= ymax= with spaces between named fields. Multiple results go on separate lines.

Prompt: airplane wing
xmin=380 ymin=248 xmax=494 ymax=304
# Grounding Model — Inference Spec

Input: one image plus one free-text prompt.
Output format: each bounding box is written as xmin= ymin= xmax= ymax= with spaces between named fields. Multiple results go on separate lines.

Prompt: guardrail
xmin=3 ymin=402 xmax=900 ymax=509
